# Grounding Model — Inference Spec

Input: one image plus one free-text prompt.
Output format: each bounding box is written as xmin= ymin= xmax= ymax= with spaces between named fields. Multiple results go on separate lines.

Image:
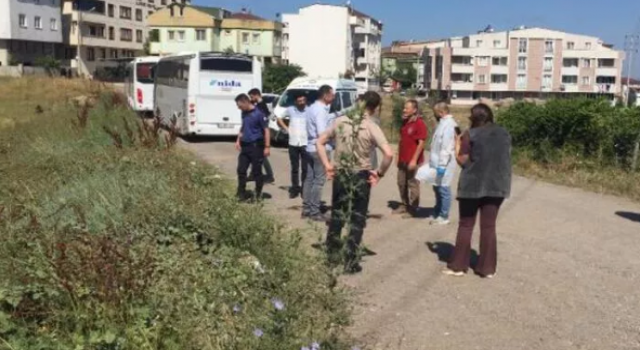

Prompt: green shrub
xmin=0 ymin=80 xmax=352 ymax=350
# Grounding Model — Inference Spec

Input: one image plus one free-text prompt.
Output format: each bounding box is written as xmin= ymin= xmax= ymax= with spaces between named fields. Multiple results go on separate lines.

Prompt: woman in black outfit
xmin=442 ymin=103 xmax=512 ymax=278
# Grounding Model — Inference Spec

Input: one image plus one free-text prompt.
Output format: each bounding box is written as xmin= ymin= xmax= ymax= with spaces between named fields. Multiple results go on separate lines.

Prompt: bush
xmin=498 ymin=98 xmax=640 ymax=168
xmin=0 ymin=79 xmax=352 ymax=350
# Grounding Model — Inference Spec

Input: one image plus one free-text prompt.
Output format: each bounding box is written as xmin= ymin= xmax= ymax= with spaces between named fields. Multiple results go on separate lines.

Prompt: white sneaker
xmin=431 ymin=217 xmax=450 ymax=226
xmin=441 ymin=268 xmax=465 ymax=277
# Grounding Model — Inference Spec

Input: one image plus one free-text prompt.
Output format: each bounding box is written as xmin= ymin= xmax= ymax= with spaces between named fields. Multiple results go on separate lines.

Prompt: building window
xmin=567 ymin=41 xmax=575 ymax=50
xmin=136 ymin=29 xmax=143 ymax=43
xmin=34 ymin=16 xmax=42 ymax=29
xmin=19 ymin=14 xmax=27 ymax=28
xmin=493 ymin=40 xmax=501 ymax=48
xmin=544 ymin=40 xmax=554 ymax=54
xmin=50 ymin=18 xmax=58 ymax=31
xmin=598 ymin=58 xmax=615 ymax=68
xmin=477 ymin=74 xmax=486 ymax=84
xmin=108 ymin=4 xmax=114 ymax=17
xmin=109 ymin=26 xmax=115 ymax=40
xmin=196 ymin=29 xmax=206 ymax=41
xmin=148 ymin=10 xmax=153 ymax=17
xmin=542 ymin=74 xmax=552 ymax=88
xmin=582 ymin=76 xmax=591 ymax=85
xmin=476 ymin=40 xmax=483 ymax=47
xmin=71 ymin=21 xmax=77 ymax=34
xmin=87 ymin=47 xmax=95 ymax=61
xmin=252 ymin=33 xmax=260 ymax=44
xmin=543 ymin=57 xmax=553 ymax=72
xmin=161 ymin=0 xmax=166 ymax=5
xmin=110 ymin=49 xmax=118 ymax=59
xmin=582 ymin=58 xmax=591 ymax=68
xmin=562 ymin=75 xmax=578 ymax=85
xmin=492 ymin=57 xmax=507 ymax=66
xmin=518 ymin=38 xmax=527 ymax=53
xmin=178 ymin=30 xmax=185 ymax=41
xmin=585 ymin=42 xmax=592 ymax=50
xmin=168 ymin=30 xmax=175 ymax=41
xmin=136 ymin=9 xmax=143 ymax=21
xmin=120 ymin=6 xmax=132 ymax=20
xmin=120 ymin=28 xmax=133 ymax=42
xmin=517 ymin=57 xmax=527 ymax=70
xmin=491 ymin=74 xmax=507 ymax=84
xmin=477 ymin=56 xmax=489 ymax=67
xmin=242 ymin=32 xmax=249 ymax=44
xmin=563 ymin=58 xmax=579 ymax=67
xmin=517 ymin=74 xmax=527 ymax=88
xmin=99 ymin=48 xmax=106 ymax=59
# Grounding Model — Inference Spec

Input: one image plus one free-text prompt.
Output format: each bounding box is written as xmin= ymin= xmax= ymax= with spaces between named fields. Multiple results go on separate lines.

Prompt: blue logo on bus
xmin=210 ymin=79 xmax=242 ymax=88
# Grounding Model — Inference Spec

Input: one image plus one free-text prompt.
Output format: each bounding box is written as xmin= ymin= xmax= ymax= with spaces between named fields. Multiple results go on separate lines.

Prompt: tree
xmin=391 ymin=61 xmax=417 ymax=89
xmin=224 ymin=47 xmax=235 ymax=54
xmin=262 ymin=64 xmax=306 ymax=93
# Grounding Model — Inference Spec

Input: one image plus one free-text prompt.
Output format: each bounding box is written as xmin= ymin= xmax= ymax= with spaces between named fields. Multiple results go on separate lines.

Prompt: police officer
xmin=235 ymin=93 xmax=271 ymax=201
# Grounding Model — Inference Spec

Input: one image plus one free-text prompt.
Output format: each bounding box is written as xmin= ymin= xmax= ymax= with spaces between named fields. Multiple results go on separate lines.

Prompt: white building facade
xmin=0 ymin=0 xmax=63 ymax=66
xmin=282 ymin=4 xmax=382 ymax=92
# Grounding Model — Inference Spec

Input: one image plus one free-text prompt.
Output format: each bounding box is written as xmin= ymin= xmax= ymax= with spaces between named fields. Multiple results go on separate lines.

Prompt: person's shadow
xmin=426 ymin=241 xmax=478 ymax=268
xmin=615 ymin=211 xmax=640 ymax=223
xmin=387 ymin=201 xmax=434 ymax=219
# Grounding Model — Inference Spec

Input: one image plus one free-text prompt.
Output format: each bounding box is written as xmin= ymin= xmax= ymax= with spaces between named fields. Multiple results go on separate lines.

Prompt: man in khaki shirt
xmin=316 ymin=91 xmax=394 ymax=274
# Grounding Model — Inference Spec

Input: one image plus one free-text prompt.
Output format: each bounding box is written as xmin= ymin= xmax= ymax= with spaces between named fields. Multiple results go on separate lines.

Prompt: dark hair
xmin=406 ymin=99 xmax=419 ymax=111
xmin=362 ymin=91 xmax=381 ymax=111
xmin=247 ymin=88 xmax=261 ymax=97
xmin=294 ymin=93 xmax=307 ymax=101
xmin=235 ymin=93 xmax=251 ymax=103
xmin=318 ymin=85 xmax=333 ymax=98
xmin=470 ymin=103 xmax=494 ymax=128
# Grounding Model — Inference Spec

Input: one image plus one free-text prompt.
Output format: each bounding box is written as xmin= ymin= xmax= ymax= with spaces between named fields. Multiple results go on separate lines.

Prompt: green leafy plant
xmin=262 ymin=64 xmax=305 ymax=94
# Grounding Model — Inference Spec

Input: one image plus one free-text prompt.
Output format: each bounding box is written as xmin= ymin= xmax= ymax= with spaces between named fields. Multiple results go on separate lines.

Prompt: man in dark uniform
xmin=235 ymin=93 xmax=271 ymax=201
xmin=248 ymin=88 xmax=275 ymax=184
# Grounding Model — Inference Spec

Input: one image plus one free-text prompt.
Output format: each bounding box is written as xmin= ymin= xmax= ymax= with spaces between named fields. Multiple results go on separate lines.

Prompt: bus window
xmin=200 ymin=58 xmax=251 ymax=72
xmin=136 ymin=63 xmax=155 ymax=84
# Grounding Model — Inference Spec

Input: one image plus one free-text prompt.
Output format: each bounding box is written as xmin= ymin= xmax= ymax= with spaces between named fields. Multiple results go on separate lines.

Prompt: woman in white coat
xmin=429 ymin=102 xmax=458 ymax=225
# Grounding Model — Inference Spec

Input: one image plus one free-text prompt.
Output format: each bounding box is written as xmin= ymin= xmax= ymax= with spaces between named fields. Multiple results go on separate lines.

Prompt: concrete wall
xmin=0 ymin=0 xmax=62 ymax=43
xmin=285 ymin=4 xmax=350 ymax=78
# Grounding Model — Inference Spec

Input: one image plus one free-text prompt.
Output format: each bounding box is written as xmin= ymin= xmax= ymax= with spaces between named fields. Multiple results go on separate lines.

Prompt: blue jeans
xmin=433 ymin=186 xmax=452 ymax=219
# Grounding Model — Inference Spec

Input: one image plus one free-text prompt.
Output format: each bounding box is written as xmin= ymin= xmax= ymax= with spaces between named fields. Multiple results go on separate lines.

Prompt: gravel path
xmin=183 ymin=139 xmax=640 ymax=350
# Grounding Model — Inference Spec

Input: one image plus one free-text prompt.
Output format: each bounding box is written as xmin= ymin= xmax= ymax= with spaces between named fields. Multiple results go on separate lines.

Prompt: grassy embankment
xmin=0 ymin=78 xmax=353 ymax=350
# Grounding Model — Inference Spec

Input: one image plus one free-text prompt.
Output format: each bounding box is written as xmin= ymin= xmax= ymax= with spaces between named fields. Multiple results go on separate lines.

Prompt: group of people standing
xmin=233 ymin=87 xmax=512 ymax=278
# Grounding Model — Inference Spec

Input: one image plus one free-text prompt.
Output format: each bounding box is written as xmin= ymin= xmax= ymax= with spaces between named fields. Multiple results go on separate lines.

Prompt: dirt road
xmin=184 ymin=140 xmax=640 ymax=350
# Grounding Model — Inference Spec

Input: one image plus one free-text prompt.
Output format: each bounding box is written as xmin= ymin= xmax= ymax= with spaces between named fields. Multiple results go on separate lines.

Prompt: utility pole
xmin=624 ymin=34 xmax=639 ymax=106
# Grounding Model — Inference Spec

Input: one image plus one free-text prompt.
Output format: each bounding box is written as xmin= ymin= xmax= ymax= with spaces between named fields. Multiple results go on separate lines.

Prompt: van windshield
xmin=136 ymin=63 xmax=156 ymax=84
xmin=278 ymin=89 xmax=319 ymax=108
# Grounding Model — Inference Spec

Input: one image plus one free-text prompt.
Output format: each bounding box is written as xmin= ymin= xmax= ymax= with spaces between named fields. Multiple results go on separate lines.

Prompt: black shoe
xmin=301 ymin=212 xmax=311 ymax=219
xmin=344 ymin=262 xmax=363 ymax=274
xmin=289 ymin=188 xmax=300 ymax=199
xmin=264 ymin=176 xmax=275 ymax=184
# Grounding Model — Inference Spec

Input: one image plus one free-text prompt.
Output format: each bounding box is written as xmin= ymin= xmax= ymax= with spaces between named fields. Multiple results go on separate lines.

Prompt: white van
xmin=270 ymin=78 xmax=358 ymax=141
xmin=154 ymin=52 xmax=262 ymax=136
xmin=125 ymin=56 xmax=160 ymax=114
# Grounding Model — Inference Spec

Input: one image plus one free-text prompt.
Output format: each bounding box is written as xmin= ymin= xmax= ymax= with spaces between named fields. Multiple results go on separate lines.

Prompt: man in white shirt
xmin=302 ymin=85 xmax=336 ymax=222
xmin=277 ymin=93 xmax=309 ymax=199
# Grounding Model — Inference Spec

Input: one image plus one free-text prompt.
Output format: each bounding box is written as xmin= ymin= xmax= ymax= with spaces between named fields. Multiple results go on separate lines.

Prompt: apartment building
xmin=149 ymin=6 xmax=282 ymax=63
xmin=423 ymin=27 xmax=625 ymax=104
xmin=0 ymin=0 xmax=63 ymax=66
xmin=382 ymin=40 xmax=437 ymax=87
xmin=282 ymin=4 xmax=382 ymax=91
xmin=61 ymin=0 xmax=161 ymax=75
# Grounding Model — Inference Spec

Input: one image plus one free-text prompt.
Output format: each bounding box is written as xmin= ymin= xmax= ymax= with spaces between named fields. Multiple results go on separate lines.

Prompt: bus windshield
xmin=278 ymin=89 xmax=320 ymax=108
xmin=136 ymin=63 xmax=156 ymax=84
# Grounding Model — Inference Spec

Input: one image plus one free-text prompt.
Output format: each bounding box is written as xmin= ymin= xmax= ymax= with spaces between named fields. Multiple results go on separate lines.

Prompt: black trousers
xmin=326 ymin=170 xmax=372 ymax=263
xmin=237 ymin=142 xmax=265 ymax=198
xmin=288 ymin=145 xmax=308 ymax=193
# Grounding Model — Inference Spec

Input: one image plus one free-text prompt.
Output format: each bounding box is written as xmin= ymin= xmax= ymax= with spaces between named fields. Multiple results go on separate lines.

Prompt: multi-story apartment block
xmin=382 ymin=40 xmax=437 ymax=88
xmin=148 ymin=6 xmax=282 ymax=63
xmin=423 ymin=27 xmax=625 ymax=104
xmin=282 ymin=4 xmax=382 ymax=92
xmin=0 ymin=0 xmax=63 ymax=66
xmin=61 ymin=0 xmax=162 ymax=75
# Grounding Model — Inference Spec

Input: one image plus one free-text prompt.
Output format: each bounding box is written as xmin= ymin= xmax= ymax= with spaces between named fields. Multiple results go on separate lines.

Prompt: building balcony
xmin=69 ymin=10 xmax=108 ymax=25
xmin=451 ymin=64 xmax=474 ymax=74
xmin=489 ymin=83 xmax=509 ymax=91
xmin=491 ymin=65 xmax=509 ymax=74
xmin=596 ymin=67 xmax=618 ymax=77
xmin=450 ymin=82 xmax=474 ymax=91
xmin=357 ymin=56 xmax=369 ymax=66
xmin=561 ymin=67 xmax=580 ymax=76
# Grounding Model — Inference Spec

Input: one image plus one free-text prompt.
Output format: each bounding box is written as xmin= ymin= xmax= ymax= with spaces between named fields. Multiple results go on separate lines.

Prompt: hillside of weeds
xmin=497 ymin=98 xmax=640 ymax=201
xmin=0 ymin=78 xmax=351 ymax=350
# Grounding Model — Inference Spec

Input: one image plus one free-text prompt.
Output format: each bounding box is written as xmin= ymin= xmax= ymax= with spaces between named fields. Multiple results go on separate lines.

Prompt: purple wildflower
xmin=253 ymin=328 xmax=264 ymax=338
xmin=271 ymin=297 xmax=285 ymax=311
xmin=301 ymin=347 xmax=310 ymax=350
xmin=311 ymin=342 xmax=320 ymax=350
xmin=233 ymin=304 xmax=241 ymax=313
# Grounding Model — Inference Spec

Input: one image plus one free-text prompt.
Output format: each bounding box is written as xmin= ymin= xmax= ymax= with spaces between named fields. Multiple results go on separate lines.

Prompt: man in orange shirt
xmin=394 ymin=99 xmax=427 ymax=218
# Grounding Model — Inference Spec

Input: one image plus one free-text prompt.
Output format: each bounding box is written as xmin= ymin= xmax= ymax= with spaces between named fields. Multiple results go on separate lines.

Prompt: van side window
xmin=340 ymin=91 xmax=353 ymax=109
xmin=330 ymin=93 xmax=342 ymax=114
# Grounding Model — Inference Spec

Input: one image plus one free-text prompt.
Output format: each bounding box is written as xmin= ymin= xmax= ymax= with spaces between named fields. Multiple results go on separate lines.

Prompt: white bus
xmin=154 ymin=52 xmax=262 ymax=136
xmin=125 ymin=56 xmax=160 ymax=114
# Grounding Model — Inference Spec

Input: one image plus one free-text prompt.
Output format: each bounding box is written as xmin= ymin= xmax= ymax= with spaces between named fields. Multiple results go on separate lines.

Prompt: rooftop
xmin=229 ymin=10 xmax=266 ymax=21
